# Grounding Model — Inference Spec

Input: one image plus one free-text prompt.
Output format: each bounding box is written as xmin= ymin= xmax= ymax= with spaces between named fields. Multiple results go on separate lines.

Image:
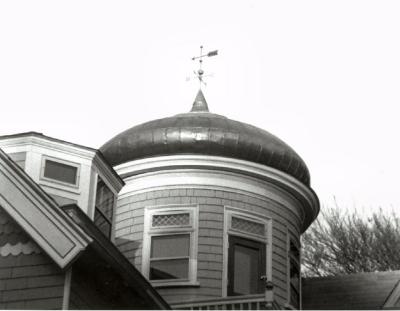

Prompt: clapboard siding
xmin=0 ymin=207 xmax=65 ymax=309
xmin=115 ymin=186 xmax=302 ymax=304
xmin=0 ymin=258 xmax=64 ymax=308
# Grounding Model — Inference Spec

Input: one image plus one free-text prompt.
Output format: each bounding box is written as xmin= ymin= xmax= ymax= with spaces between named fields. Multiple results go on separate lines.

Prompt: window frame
xmin=286 ymin=233 xmax=301 ymax=310
xmin=222 ymin=207 xmax=272 ymax=297
xmin=93 ymin=175 xmax=115 ymax=239
xmin=40 ymin=155 xmax=81 ymax=188
xmin=94 ymin=204 xmax=112 ymax=238
xmin=227 ymin=234 xmax=266 ymax=296
xmin=142 ymin=204 xmax=199 ymax=287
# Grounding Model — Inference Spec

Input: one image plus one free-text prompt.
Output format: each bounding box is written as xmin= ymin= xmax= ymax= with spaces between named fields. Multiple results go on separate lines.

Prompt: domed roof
xmin=100 ymin=90 xmax=311 ymax=186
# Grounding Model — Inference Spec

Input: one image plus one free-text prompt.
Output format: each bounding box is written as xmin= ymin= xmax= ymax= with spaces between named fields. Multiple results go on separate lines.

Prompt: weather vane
xmin=189 ymin=46 xmax=218 ymax=88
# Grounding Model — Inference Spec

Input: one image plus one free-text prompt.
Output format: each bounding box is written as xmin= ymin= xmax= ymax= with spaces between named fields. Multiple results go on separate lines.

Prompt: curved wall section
xmin=113 ymin=155 xmax=319 ymax=307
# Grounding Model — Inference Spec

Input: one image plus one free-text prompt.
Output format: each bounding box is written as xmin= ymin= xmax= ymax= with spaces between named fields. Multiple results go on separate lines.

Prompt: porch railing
xmin=170 ymin=294 xmax=280 ymax=310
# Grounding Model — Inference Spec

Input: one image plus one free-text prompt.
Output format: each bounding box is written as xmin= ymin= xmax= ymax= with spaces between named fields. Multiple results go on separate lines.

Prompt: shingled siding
xmin=0 ymin=208 xmax=65 ymax=310
xmin=115 ymin=187 xmax=302 ymax=306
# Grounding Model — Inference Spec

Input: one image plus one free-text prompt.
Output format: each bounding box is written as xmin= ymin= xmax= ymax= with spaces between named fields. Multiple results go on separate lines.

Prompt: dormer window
xmin=41 ymin=156 xmax=80 ymax=187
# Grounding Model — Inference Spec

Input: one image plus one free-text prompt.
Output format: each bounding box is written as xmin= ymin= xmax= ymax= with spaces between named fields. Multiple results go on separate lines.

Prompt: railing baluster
xmin=170 ymin=294 xmax=268 ymax=310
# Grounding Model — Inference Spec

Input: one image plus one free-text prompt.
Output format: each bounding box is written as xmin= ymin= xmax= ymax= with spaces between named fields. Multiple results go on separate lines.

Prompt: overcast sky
xmin=1 ymin=1 xmax=399 ymax=213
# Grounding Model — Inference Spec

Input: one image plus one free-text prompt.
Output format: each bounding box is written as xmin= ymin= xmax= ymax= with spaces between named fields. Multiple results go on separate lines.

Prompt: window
xmin=94 ymin=176 xmax=115 ymax=238
xmin=41 ymin=157 xmax=80 ymax=186
xmin=228 ymin=235 xmax=265 ymax=295
xmin=150 ymin=234 xmax=190 ymax=280
xmin=143 ymin=205 xmax=198 ymax=286
xmin=224 ymin=210 xmax=270 ymax=297
xmin=288 ymin=239 xmax=300 ymax=309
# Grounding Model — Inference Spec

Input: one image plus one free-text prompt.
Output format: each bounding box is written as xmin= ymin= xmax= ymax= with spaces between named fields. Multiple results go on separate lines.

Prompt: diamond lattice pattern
xmin=231 ymin=216 xmax=265 ymax=236
xmin=152 ymin=213 xmax=190 ymax=227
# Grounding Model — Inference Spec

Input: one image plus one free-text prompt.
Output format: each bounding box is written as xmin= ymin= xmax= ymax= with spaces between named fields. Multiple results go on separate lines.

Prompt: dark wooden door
xmin=227 ymin=235 xmax=266 ymax=296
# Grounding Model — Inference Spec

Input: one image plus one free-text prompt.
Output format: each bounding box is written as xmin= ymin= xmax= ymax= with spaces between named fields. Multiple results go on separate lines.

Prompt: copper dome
xmin=100 ymin=90 xmax=311 ymax=186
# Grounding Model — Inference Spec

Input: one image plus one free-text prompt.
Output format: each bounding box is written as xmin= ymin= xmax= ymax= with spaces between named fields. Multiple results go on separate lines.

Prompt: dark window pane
xmin=95 ymin=177 xmax=114 ymax=221
xmin=290 ymin=240 xmax=300 ymax=258
xmin=94 ymin=208 xmax=111 ymax=238
xmin=150 ymin=258 xmax=189 ymax=280
xmin=290 ymin=257 xmax=300 ymax=308
xmin=44 ymin=160 xmax=77 ymax=184
xmin=151 ymin=234 xmax=190 ymax=258
xmin=290 ymin=284 xmax=299 ymax=309
xmin=233 ymin=244 xmax=260 ymax=295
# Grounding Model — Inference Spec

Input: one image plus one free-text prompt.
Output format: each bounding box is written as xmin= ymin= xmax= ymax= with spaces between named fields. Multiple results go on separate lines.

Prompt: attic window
xmin=42 ymin=158 xmax=79 ymax=186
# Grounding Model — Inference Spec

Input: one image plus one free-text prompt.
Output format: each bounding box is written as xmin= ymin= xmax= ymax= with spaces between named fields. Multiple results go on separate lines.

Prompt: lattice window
xmin=231 ymin=216 xmax=265 ymax=236
xmin=152 ymin=213 xmax=190 ymax=227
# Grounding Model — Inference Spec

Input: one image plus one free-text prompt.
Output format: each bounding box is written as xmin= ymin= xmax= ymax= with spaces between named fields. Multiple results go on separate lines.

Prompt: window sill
xmin=39 ymin=180 xmax=81 ymax=195
xmin=151 ymin=281 xmax=201 ymax=288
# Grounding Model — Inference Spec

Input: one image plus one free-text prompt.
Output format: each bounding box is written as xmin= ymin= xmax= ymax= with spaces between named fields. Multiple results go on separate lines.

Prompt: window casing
xmin=143 ymin=205 xmax=198 ymax=287
xmin=40 ymin=156 xmax=80 ymax=187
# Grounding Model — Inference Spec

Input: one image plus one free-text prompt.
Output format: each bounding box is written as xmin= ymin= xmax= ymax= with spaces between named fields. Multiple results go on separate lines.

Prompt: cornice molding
xmin=115 ymin=155 xmax=319 ymax=231
xmin=0 ymin=135 xmax=95 ymax=160
xmin=120 ymin=169 xmax=305 ymax=228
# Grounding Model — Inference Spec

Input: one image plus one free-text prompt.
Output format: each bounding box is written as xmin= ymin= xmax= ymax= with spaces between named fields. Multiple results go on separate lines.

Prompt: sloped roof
xmin=303 ymin=271 xmax=400 ymax=310
xmin=0 ymin=147 xmax=92 ymax=268
xmin=62 ymin=204 xmax=170 ymax=310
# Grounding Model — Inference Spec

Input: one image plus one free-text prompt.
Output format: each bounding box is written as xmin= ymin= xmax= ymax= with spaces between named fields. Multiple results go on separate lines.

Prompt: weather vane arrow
xmin=189 ymin=46 xmax=218 ymax=88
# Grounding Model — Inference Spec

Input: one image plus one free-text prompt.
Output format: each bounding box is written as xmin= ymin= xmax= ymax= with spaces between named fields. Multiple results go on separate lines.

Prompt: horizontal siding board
xmin=24 ymin=297 xmax=63 ymax=309
xmin=197 ymin=270 xmax=222 ymax=279
xmin=2 ymin=286 xmax=64 ymax=302
xmin=199 ymin=229 xmax=223 ymax=239
xmin=11 ymin=263 xmax=61 ymax=278
xmin=273 ymin=266 xmax=287 ymax=281
xmin=272 ymin=258 xmax=287 ymax=273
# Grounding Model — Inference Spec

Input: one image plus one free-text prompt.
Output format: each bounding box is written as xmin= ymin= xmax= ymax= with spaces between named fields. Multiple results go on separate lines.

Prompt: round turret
xmin=102 ymin=90 xmax=319 ymax=308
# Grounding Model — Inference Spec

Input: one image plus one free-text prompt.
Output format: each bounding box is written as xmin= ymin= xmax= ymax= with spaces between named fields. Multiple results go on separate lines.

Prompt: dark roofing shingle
xmin=303 ymin=271 xmax=400 ymax=310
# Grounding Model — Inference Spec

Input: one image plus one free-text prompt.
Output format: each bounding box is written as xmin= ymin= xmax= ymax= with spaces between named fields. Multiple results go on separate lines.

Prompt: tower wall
xmin=112 ymin=155 xmax=318 ymax=307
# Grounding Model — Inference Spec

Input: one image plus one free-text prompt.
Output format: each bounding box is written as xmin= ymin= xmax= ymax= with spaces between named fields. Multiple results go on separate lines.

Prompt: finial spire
xmin=191 ymin=89 xmax=209 ymax=112
xmin=191 ymin=45 xmax=218 ymax=89
xmin=189 ymin=46 xmax=218 ymax=113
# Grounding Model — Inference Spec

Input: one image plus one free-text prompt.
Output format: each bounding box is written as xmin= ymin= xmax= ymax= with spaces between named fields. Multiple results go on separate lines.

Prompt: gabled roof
xmin=0 ymin=148 xmax=92 ymax=268
xmin=303 ymin=270 xmax=400 ymax=310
